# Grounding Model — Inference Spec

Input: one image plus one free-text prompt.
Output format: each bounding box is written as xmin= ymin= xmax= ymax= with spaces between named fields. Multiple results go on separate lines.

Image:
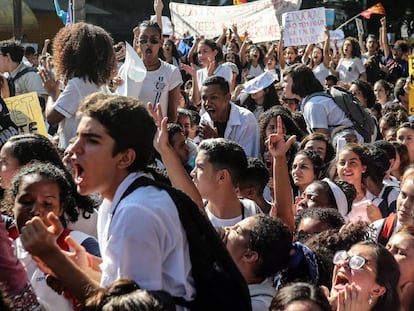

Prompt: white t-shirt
xmin=15 ymin=230 xmax=98 ymax=311
xmin=312 ymin=63 xmax=330 ymax=86
xmin=249 ymin=278 xmax=276 ymax=311
xmin=206 ymin=198 xmax=261 ymax=227
xmin=54 ymin=77 xmax=102 ymax=149
xmin=197 ymin=64 xmax=233 ymax=90
xmin=246 ymin=64 xmax=264 ymax=77
xmin=336 ymin=57 xmax=365 ymax=83
xmin=97 ymin=172 xmax=195 ymax=303
xmin=301 ymin=94 xmax=354 ymax=135
xmin=139 ymin=60 xmax=182 ymax=117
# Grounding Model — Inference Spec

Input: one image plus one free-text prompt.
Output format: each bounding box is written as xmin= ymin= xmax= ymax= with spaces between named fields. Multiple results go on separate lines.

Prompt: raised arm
xmin=41 ymin=39 xmax=51 ymax=56
xmin=239 ymin=33 xmax=250 ymax=67
xmin=301 ymin=43 xmax=313 ymax=65
xmin=149 ymin=104 xmax=204 ymax=211
xmin=187 ymin=35 xmax=201 ymax=65
xmin=323 ymin=27 xmax=331 ymax=68
xmin=154 ymin=0 xmax=163 ymax=32
xmin=278 ymin=28 xmax=286 ymax=69
xmin=230 ymin=24 xmax=243 ymax=52
xmin=216 ymin=26 xmax=228 ymax=49
xmin=181 ymin=63 xmax=200 ymax=107
xmin=358 ymin=33 xmax=367 ymax=55
xmin=266 ymin=116 xmax=296 ymax=232
xmin=380 ymin=17 xmax=390 ymax=58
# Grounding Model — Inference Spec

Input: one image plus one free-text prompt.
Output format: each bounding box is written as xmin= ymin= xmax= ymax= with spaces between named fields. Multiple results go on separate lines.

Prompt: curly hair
xmin=341 ymin=37 xmax=361 ymax=58
xmin=52 ymin=22 xmax=115 ymax=85
xmin=249 ymin=214 xmax=292 ymax=279
xmin=305 ymin=222 xmax=373 ymax=288
xmin=7 ymin=162 xmax=77 ymax=228
xmin=295 ymin=207 xmax=345 ymax=239
xmin=350 ymin=79 xmax=376 ymax=108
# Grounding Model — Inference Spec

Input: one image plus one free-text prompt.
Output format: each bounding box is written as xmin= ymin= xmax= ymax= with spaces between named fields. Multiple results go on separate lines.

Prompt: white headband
xmin=322 ymin=178 xmax=348 ymax=218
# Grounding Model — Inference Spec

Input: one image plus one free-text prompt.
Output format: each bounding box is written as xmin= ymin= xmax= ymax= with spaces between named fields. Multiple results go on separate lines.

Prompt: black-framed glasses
xmin=139 ymin=38 xmax=160 ymax=45
xmin=333 ymin=250 xmax=367 ymax=270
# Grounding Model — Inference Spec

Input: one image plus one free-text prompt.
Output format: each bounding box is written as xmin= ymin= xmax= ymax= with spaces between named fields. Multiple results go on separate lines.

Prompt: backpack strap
xmin=377 ymin=186 xmax=396 ymax=217
xmin=7 ymin=67 xmax=38 ymax=96
xmin=111 ymin=176 xmax=196 ymax=308
xmin=378 ymin=213 xmax=397 ymax=246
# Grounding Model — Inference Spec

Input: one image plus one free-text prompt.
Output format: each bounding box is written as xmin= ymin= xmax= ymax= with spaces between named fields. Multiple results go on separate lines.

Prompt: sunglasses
xmin=333 ymin=250 xmax=368 ymax=270
xmin=139 ymin=38 xmax=160 ymax=45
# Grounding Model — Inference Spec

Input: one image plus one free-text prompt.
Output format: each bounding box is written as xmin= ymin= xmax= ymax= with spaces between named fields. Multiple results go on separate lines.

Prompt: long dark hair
xmin=284 ymin=63 xmax=324 ymax=98
xmin=244 ymin=84 xmax=279 ymax=113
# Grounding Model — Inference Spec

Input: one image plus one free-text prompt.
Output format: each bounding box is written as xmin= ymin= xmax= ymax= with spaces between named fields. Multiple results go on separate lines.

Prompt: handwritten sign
xmin=170 ymin=0 xmax=301 ymax=43
xmin=4 ymin=92 xmax=47 ymax=136
xmin=282 ymin=7 xmax=327 ymax=47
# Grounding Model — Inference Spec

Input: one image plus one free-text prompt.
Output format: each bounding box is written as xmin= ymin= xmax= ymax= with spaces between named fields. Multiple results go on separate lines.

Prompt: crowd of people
xmin=0 ymin=0 xmax=413 ymax=310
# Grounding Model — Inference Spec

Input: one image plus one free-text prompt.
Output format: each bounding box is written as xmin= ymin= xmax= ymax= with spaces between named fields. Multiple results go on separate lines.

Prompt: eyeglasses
xmin=139 ymin=38 xmax=160 ymax=45
xmin=333 ymin=250 xmax=368 ymax=270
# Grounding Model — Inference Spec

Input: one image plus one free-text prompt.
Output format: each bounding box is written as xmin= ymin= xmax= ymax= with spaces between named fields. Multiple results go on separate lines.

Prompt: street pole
xmin=13 ymin=0 xmax=22 ymax=41
xmin=73 ymin=0 xmax=86 ymax=22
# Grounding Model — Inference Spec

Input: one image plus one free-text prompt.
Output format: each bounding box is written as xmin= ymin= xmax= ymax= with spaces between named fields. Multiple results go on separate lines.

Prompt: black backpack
xmin=377 ymin=185 xmax=398 ymax=218
xmin=6 ymin=67 xmax=38 ymax=97
xmin=117 ymin=176 xmax=252 ymax=311
xmin=305 ymin=86 xmax=376 ymax=143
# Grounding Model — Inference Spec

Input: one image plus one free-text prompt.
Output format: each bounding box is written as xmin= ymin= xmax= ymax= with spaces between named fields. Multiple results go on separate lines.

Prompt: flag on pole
xmin=65 ymin=0 xmax=73 ymax=26
xmin=233 ymin=0 xmax=247 ymax=4
xmin=360 ymin=3 xmax=385 ymax=19
xmin=53 ymin=0 xmax=67 ymax=24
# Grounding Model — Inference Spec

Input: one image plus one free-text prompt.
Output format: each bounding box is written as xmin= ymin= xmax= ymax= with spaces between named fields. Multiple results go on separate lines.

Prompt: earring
xmin=368 ymin=296 xmax=373 ymax=305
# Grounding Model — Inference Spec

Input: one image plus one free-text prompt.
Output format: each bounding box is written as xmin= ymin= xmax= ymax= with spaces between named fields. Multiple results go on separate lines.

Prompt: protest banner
xmin=170 ymin=0 xmax=301 ymax=43
xmin=4 ymin=92 xmax=47 ymax=136
xmin=282 ymin=7 xmax=327 ymax=47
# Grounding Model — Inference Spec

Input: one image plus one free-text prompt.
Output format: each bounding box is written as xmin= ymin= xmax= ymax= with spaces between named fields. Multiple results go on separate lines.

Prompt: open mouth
xmin=74 ymin=164 xmax=85 ymax=185
xmin=145 ymin=48 xmax=152 ymax=55
xmin=333 ymin=272 xmax=350 ymax=290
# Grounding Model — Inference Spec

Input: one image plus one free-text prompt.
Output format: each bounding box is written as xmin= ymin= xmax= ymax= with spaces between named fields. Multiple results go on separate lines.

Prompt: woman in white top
xmin=182 ymin=39 xmax=232 ymax=106
xmin=302 ymin=28 xmax=331 ymax=86
xmin=162 ymin=38 xmax=181 ymax=69
xmin=335 ymin=37 xmax=366 ymax=86
xmin=43 ymin=22 xmax=115 ymax=149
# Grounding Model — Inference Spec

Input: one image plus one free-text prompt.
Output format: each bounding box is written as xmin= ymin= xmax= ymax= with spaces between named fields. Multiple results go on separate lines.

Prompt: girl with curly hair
xmin=335 ymin=37 xmax=367 ymax=85
xmin=43 ymin=22 xmax=115 ymax=149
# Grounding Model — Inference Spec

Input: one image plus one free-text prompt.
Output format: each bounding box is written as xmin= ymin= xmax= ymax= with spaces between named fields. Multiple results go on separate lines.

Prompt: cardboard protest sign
xmin=282 ymin=7 xmax=327 ymax=47
xmin=4 ymin=92 xmax=47 ymax=136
